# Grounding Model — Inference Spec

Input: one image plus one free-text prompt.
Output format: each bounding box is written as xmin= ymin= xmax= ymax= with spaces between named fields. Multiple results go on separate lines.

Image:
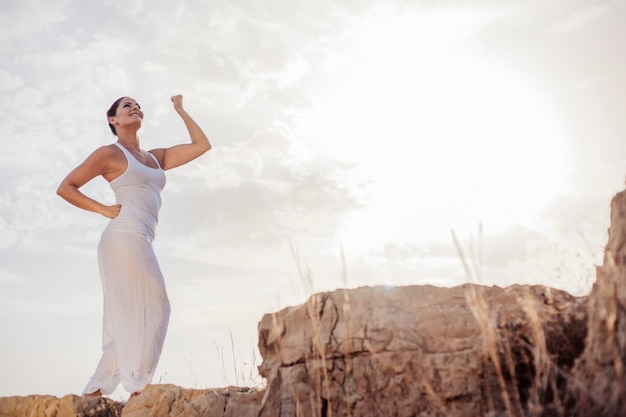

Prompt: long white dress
xmin=83 ymin=142 xmax=170 ymax=395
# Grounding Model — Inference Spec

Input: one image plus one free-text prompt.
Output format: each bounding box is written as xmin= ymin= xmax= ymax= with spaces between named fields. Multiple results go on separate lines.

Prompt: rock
xmin=569 ymin=189 xmax=626 ymax=416
xmin=0 ymin=386 xmax=263 ymax=417
xmin=121 ymin=384 xmax=263 ymax=417
xmin=0 ymin=282 xmax=587 ymax=417
xmin=257 ymin=283 xmax=587 ymax=417
xmin=0 ymin=284 xmax=589 ymax=417
xmin=0 ymin=283 xmax=587 ymax=417
xmin=0 ymin=394 xmax=123 ymax=417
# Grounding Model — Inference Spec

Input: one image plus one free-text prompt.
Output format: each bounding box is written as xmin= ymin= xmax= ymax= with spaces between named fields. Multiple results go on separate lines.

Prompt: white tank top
xmin=104 ymin=142 xmax=167 ymax=242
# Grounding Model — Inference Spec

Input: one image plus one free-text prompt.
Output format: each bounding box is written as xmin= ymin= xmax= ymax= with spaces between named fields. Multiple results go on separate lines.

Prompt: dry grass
xmin=214 ymin=332 xmax=264 ymax=389
xmin=452 ymin=225 xmax=569 ymax=417
xmin=453 ymin=226 xmax=520 ymax=415
xmin=290 ymin=242 xmax=333 ymax=417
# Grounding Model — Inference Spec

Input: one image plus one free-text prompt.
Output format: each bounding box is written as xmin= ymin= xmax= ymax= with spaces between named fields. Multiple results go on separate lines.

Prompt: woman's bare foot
xmin=128 ymin=391 xmax=141 ymax=401
xmin=83 ymin=389 xmax=102 ymax=398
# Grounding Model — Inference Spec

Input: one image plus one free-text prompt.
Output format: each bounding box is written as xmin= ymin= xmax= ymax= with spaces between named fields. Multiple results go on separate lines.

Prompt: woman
xmin=57 ymin=95 xmax=211 ymax=400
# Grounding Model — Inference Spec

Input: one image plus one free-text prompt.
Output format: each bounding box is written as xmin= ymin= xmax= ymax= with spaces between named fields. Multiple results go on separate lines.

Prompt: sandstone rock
xmin=0 ymin=394 xmax=123 ymax=417
xmin=569 ymin=189 xmax=626 ymax=416
xmin=121 ymin=384 xmax=263 ymax=417
xmin=0 ymin=385 xmax=263 ymax=417
xmin=0 ymin=283 xmax=589 ymax=417
xmin=258 ymin=283 xmax=587 ymax=417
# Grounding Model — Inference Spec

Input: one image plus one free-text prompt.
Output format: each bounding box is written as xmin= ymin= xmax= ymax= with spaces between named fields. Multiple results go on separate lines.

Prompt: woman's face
xmin=110 ymin=97 xmax=144 ymax=129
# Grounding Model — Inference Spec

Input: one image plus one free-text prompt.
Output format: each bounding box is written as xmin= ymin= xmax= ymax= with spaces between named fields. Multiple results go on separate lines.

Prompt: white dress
xmin=83 ymin=142 xmax=170 ymax=395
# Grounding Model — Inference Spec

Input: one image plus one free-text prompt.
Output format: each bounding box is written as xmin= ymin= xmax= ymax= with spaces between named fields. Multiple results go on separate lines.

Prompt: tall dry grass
xmin=214 ymin=332 xmax=264 ymax=388
xmin=453 ymin=225 xmax=566 ymax=417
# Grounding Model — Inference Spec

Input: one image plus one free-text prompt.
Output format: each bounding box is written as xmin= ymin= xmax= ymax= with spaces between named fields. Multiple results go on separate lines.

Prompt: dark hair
xmin=106 ymin=97 xmax=126 ymax=136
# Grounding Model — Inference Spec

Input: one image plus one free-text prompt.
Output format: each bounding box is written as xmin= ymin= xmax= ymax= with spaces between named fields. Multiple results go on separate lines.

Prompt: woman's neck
xmin=116 ymin=130 xmax=141 ymax=151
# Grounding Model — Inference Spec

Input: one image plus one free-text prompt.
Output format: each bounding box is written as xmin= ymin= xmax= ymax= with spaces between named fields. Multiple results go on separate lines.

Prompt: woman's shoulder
xmin=90 ymin=143 xmax=123 ymax=158
xmin=84 ymin=144 xmax=126 ymax=179
xmin=80 ymin=144 xmax=125 ymax=169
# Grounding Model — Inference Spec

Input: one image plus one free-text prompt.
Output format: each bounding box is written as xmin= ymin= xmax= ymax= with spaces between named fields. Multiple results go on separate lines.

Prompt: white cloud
xmin=550 ymin=5 xmax=611 ymax=34
xmin=0 ymin=0 xmax=69 ymax=54
xmin=0 ymin=69 xmax=22 ymax=93
xmin=0 ymin=268 xmax=25 ymax=285
xmin=109 ymin=0 xmax=144 ymax=17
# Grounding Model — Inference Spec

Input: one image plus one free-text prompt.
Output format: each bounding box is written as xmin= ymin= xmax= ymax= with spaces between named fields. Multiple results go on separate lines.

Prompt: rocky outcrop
xmin=568 ymin=189 xmax=626 ymax=416
xmin=258 ymin=283 xmax=586 ymax=417
xmin=122 ymin=385 xmax=263 ymax=417
xmin=0 ymin=283 xmax=587 ymax=417
xmin=0 ymin=385 xmax=263 ymax=417
xmin=0 ymin=394 xmax=123 ymax=417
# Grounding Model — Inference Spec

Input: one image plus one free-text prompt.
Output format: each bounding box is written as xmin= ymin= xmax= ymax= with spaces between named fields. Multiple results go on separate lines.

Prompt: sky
xmin=1 ymin=0 xmax=626 ymax=399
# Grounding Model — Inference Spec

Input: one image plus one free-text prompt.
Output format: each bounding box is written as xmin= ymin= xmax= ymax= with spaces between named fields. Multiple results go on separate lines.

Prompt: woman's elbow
xmin=201 ymin=141 xmax=212 ymax=154
xmin=56 ymin=182 xmax=71 ymax=200
xmin=56 ymin=185 xmax=66 ymax=199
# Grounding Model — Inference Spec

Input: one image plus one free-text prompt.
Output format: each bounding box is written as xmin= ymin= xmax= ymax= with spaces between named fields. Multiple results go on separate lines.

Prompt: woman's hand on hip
xmin=100 ymin=204 xmax=122 ymax=219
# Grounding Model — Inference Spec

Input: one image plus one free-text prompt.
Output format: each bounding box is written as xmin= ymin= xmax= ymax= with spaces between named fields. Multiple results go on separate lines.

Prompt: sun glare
xmin=297 ymin=9 xmax=569 ymax=251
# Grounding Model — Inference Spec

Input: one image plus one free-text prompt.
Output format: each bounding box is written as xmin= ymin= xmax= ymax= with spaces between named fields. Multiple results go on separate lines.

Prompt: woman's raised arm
xmin=150 ymin=95 xmax=212 ymax=170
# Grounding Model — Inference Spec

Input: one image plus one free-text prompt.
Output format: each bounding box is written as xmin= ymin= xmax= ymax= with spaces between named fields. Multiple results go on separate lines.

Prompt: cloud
xmin=0 ymin=0 xmax=69 ymax=54
xmin=0 ymin=0 xmax=377 ymax=267
xmin=0 ymin=295 xmax=100 ymax=315
xmin=158 ymin=146 xmax=364 ymax=252
xmin=0 ymin=268 xmax=25 ymax=285
xmin=0 ymin=69 xmax=22 ymax=93
xmin=550 ymin=5 xmax=611 ymax=34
